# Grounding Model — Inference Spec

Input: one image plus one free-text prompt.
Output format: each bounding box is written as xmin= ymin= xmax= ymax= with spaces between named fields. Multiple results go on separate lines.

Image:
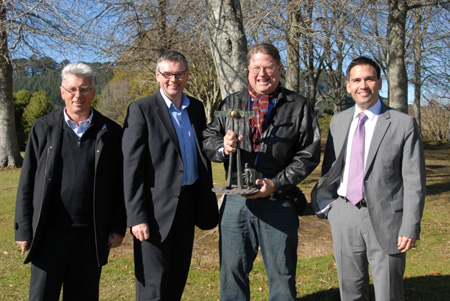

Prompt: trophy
xmin=212 ymin=94 xmax=260 ymax=195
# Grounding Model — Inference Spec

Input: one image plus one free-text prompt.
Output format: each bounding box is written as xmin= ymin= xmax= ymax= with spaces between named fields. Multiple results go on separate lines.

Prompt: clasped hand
xmin=223 ymin=130 xmax=276 ymax=199
xmin=223 ymin=130 xmax=243 ymax=156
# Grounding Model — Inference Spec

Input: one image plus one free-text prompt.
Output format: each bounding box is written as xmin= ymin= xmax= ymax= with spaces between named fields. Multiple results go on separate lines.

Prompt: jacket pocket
xmin=389 ymin=198 xmax=403 ymax=212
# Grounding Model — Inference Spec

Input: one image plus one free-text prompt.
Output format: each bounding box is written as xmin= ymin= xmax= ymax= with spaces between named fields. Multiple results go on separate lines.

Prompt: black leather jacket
xmin=203 ymin=87 xmax=321 ymax=193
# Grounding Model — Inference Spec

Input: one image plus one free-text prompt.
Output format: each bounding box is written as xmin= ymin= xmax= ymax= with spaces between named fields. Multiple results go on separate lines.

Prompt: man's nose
xmin=359 ymin=80 xmax=368 ymax=88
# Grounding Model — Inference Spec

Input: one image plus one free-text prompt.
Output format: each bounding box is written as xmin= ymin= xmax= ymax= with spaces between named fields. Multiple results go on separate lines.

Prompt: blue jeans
xmin=219 ymin=194 xmax=299 ymax=301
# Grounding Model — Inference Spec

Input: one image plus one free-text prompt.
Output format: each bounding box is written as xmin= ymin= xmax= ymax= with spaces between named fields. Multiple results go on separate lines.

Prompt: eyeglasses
xmin=62 ymin=86 xmax=93 ymax=96
xmin=249 ymin=66 xmax=277 ymax=75
xmin=157 ymin=69 xmax=187 ymax=80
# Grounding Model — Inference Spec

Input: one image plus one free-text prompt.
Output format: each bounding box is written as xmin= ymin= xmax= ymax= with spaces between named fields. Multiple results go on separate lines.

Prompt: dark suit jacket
xmin=122 ymin=90 xmax=218 ymax=244
xmin=312 ymin=102 xmax=426 ymax=254
xmin=15 ymin=108 xmax=126 ymax=266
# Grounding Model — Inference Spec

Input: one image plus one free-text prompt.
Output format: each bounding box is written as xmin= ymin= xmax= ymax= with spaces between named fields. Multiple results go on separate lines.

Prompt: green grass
xmin=1 ymin=140 xmax=449 ymax=300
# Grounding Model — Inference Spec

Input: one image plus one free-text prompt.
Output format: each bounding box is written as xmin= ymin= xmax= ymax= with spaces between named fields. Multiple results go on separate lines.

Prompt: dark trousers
xmin=134 ymin=188 xmax=196 ymax=301
xmin=29 ymin=227 xmax=102 ymax=301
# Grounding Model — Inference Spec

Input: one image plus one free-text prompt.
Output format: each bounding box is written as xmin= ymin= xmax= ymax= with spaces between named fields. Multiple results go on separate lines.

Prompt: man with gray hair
xmin=15 ymin=62 xmax=126 ymax=300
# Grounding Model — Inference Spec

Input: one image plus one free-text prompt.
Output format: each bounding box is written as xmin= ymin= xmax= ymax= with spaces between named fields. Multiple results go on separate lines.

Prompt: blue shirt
xmin=161 ymin=89 xmax=199 ymax=186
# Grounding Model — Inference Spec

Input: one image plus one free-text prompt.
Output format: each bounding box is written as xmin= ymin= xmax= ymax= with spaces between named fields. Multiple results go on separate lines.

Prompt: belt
xmin=342 ymin=196 xmax=367 ymax=209
xmin=180 ymin=184 xmax=194 ymax=193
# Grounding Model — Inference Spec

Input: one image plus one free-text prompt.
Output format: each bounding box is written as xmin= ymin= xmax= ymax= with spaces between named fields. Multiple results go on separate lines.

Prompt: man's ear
xmin=346 ymin=81 xmax=351 ymax=93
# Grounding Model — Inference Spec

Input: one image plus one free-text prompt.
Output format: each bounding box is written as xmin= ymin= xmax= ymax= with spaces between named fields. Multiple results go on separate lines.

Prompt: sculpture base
xmin=212 ymin=185 xmax=260 ymax=195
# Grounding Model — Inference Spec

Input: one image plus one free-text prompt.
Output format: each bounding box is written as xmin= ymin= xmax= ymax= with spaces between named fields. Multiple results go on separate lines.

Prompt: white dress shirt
xmin=337 ymin=99 xmax=381 ymax=198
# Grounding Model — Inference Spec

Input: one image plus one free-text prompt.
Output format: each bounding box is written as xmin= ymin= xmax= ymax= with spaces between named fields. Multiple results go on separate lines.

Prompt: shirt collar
xmin=251 ymin=97 xmax=277 ymax=106
xmin=160 ymin=89 xmax=190 ymax=111
xmin=353 ymin=99 xmax=381 ymax=122
xmin=63 ymin=107 xmax=93 ymax=126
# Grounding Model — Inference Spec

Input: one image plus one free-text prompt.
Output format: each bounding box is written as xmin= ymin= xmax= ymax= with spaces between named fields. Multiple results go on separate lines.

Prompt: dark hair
xmin=247 ymin=43 xmax=282 ymax=67
xmin=156 ymin=51 xmax=189 ymax=71
xmin=346 ymin=56 xmax=381 ymax=79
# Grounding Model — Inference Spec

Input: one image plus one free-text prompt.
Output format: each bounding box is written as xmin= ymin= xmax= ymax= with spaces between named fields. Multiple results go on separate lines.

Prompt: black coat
xmin=122 ymin=91 xmax=218 ymax=244
xmin=202 ymin=87 xmax=321 ymax=193
xmin=14 ymin=108 xmax=126 ymax=266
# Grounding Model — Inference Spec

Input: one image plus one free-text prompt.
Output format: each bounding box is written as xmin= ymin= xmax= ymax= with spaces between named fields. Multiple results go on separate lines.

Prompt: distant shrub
xmin=318 ymin=113 xmax=333 ymax=135
xmin=421 ymin=100 xmax=450 ymax=141
xmin=22 ymin=90 xmax=53 ymax=138
xmin=13 ymin=90 xmax=32 ymax=150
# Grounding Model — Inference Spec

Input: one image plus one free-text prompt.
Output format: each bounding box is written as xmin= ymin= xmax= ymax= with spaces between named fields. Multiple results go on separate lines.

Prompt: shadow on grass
xmin=298 ymin=275 xmax=450 ymax=300
xmin=426 ymin=180 xmax=450 ymax=196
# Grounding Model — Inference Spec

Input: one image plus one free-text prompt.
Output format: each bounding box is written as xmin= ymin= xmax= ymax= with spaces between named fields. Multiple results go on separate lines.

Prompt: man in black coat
xmin=122 ymin=51 xmax=218 ymax=300
xmin=15 ymin=63 xmax=126 ymax=301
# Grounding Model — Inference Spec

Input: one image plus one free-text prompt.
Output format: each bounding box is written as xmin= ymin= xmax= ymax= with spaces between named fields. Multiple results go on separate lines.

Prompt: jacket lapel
xmin=329 ymin=107 xmax=354 ymax=164
xmin=187 ymin=102 xmax=207 ymax=165
xmin=154 ymin=91 xmax=182 ymax=156
xmin=365 ymin=103 xmax=391 ymax=174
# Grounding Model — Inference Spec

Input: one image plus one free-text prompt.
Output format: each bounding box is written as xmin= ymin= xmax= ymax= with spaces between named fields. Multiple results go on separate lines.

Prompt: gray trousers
xmin=328 ymin=197 xmax=406 ymax=301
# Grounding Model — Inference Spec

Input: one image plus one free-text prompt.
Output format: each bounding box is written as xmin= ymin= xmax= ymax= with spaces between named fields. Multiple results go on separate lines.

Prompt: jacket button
xmin=179 ymin=170 xmax=184 ymax=174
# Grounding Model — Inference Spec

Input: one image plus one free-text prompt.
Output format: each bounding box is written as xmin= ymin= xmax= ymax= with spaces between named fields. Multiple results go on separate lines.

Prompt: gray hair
xmin=156 ymin=51 xmax=189 ymax=71
xmin=61 ymin=63 xmax=95 ymax=86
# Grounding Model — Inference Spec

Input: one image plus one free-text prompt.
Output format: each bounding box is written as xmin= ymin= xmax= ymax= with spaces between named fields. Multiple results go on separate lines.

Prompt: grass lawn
xmin=0 ymin=140 xmax=449 ymax=300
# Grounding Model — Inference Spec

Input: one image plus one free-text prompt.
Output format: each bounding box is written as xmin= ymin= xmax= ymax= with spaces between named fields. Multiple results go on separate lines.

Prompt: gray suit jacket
xmin=312 ymin=102 xmax=426 ymax=254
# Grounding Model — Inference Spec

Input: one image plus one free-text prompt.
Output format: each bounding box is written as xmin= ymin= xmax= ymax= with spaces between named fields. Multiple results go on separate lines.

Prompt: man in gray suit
xmin=312 ymin=56 xmax=425 ymax=300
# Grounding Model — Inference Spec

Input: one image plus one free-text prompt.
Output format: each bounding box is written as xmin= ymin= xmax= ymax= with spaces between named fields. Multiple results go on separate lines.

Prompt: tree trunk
xmin=412 ymin=11 xmax=423 ymax=134
xmin=205 ymin=0 xmax=248 ymax=98
xmin=0 ymin=3 xmax=22 ymax=168
xmin=157 ymin=0 xmax=170 ymax=54
xmin=387 ymin=0 xmax=408 ymax=113
xmin=448 ymin=116 xmax=450 ymax=141
xmin=203 ymin=88 xmax=221 ymax=123
xmin=285 ymin=0 xmax=300 ymax=92
xmin=298 ymin=0 xmax=322 ymax=107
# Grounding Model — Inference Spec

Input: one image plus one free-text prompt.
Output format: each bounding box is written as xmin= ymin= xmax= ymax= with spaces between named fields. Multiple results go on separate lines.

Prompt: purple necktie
xmin=347 ymin=112 xmax=368 ymax=205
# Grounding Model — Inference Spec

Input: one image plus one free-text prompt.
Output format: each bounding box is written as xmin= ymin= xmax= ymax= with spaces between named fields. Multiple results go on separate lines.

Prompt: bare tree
xmin=1 ymin=1 xmax=96 ymax=167
xmin=406 ymin=4 xmax=450 ymax=133
xmin=241 ymin=0 xmax=356 ymax=109
xmin=91 ymin=0 xmax=223 ymax=120
xmin=317 ymin=0 xmax=367 ymax=112
xmin=298 ymin=1 xmax=324 ymax=106
xmin=285 ymin=0 xmax=300 ymax=92
xmin=420 ymin=99 xmax=450 ymax=140
xmin=386 ymin=0 xmax=450 ymax=113
xmin=89 ymin=1 xmax=170 ymax=67
xmin=408 ymin=7 xmax=431 ymax=131
xmin=6 ymin=0 xmax=450 ymax=156
xmin=0 ymin=1 xmax=21 ymax=167
xmin=387 ymin=0 xmax=409 ymax=113
xmin=186 ymin=46 xmax=222 ymax=122
xmin=205 ymin=0 xmax=248 ymax=98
